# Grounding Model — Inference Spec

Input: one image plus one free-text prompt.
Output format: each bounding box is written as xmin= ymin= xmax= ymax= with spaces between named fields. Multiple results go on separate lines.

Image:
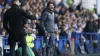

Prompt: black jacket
xmin=84 ymin=21 xmax=98 ymax=32
xmin=3 ymin=4 xmax=35 ymax=41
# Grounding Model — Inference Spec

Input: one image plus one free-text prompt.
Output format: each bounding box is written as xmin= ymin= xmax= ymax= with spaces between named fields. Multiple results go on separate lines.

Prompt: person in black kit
xmin=3 ymin=0 xmax=35 ymax=56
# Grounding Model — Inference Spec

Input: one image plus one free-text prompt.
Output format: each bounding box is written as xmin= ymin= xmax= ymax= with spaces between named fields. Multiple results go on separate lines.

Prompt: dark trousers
xmin=9 ymin=35 xmax=27 ymax=56
xmin=44 ymin=33 xmax=55 ymax=56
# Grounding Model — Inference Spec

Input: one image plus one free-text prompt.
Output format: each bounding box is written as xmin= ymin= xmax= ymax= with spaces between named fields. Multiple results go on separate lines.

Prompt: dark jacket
xmin=84 ymin=21 xmax=98 ymax=32
xmin=40 ymin=8 xmax=55 ymax=33
xmin=3 ymin=4 xmax=35 ymax=41
xmin=97 ymin=19 xmax=100 ymax=29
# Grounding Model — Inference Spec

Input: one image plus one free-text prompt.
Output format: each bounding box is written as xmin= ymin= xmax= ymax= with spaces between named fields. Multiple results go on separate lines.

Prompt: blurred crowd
xmin=0 ymin=0 xmax=100 ymax=55
xmin=0 ymin=0 xmax=99 ymax=36
xmin=19 ymin=0 xmax=100 ymax=40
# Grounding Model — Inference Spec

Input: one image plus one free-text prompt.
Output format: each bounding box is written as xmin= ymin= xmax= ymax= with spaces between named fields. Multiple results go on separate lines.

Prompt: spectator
xmin=1 ymin=8 xmax=8 ymax=20
xmin=81 ymin=17 xmax=87 ymax=29
xmin=58 ymin=0 xmax=64 ymax=7
xmin=6 ymin=0 xmax=11 ymax=5
xmin=30 ymin=24 xmax=37 ymax=39
xmin=84 ymin=17 xmax=98 ymax=53
xmin=19 ymin=0 xmax=25 ymax=6
xmin=84 ymin=17 xmax=98 ymax=33
xmin=93 ymin=12 xmax=98 ymax=20
xmin=0 ymin=0 xmax=5 ymax=8
xmin=0 ymin=21 xmax=5 ymax=36
xmin=59 ymin=6 xmax=66 ymax=15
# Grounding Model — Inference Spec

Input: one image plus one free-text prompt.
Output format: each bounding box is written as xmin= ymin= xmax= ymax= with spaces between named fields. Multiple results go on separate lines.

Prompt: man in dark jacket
xmin=3 ymin=0 xmax=35 ymax=56
xmin=84 ymin=17 xmax=98 ymax=53
xmin=84 ymin=17 xmax=98 ymax=33
xmin=40 ymin=2 xmax=56 ymax=56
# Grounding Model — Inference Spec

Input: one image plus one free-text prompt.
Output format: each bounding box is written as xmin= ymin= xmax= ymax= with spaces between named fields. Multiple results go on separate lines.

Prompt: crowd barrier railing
xmin=74 ymin=32 xmax=100 ymax=54
xmin=1 ymin=32 xmax=100 ymax=55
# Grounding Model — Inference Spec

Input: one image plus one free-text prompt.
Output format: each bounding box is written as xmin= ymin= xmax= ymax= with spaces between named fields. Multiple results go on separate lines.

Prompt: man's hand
xmin=44 ymin=31 xmax=49 ymax=37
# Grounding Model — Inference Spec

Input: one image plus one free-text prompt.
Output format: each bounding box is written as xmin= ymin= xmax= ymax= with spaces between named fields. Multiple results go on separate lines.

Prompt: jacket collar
xmin=46 ymin=8 xmax=54 ymax=14
xmin=11 ymin=4 xmax=20 ymax=9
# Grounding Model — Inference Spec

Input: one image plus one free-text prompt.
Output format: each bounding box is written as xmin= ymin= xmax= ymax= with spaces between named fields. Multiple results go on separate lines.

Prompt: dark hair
xmin=47 ymin=1 xmax=55 ymax=7
xmin=12 ymin=0 xmax=19 ymax=4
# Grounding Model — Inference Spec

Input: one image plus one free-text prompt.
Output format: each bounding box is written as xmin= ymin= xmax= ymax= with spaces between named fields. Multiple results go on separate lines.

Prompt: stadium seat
xmin=34 ymin=36 xmax=43 ymax=51
xmin=74 ymin=32 xmax=81 ymax=54
xmin=57 ymin=36 xmax=67 ymax=52
xmin=3 ymin=37 xmax=10 ymax=56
